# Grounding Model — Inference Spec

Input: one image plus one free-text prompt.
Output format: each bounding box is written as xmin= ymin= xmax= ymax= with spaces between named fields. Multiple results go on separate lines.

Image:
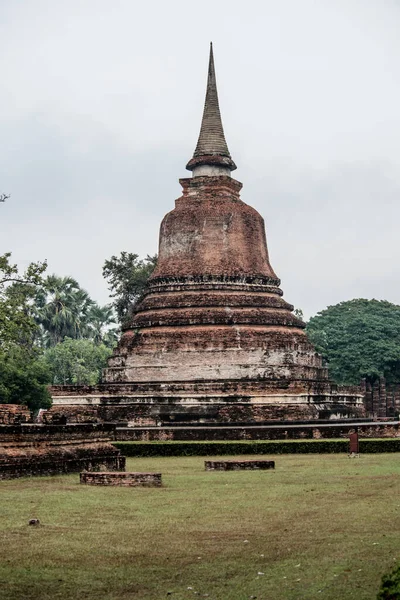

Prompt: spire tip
xmin=186 ymin=43 xmax=236 ymax=175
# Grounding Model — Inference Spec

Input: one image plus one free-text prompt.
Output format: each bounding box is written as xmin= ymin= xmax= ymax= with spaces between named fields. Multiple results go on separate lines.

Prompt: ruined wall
xmin=363 ymin=378 xmax=400 ymax=418
xmin=80 ymin=471 xmax=162 ymax=487
xmin=114 ymin=421 xmax=400 ymax=441
xmin=0 ymin=424 xmax=125 ymax=480
xmin=0 ymin=404 xmax=30 ymax=424
xmin=48 ymin=381 xmax=365 ymax=424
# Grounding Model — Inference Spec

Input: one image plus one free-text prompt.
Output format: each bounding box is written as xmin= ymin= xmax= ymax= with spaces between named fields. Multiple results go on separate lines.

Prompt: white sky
xmin=1 ymin=0 xmax=400 ymax=318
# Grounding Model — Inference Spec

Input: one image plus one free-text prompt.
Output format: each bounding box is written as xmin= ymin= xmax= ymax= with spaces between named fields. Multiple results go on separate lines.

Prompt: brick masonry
xmin=49 ymin=175 xmax=365 ymax=422
xmin=0 ymin=424 xmax=125 ymax=480
xmin=113 ymin=421 xmax=400 ymax=441
xmin=80 ymin=471 xmax=162 ymax=487
xmin=0 ymin=405 xmax=30 ymax=424
xmin=362 ymin=378 xmax=400 ymax=418
xmin=205 ymin=460 xmax=275 ymax=470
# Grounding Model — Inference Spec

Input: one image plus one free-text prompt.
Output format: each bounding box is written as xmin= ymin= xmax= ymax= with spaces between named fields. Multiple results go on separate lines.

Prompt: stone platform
xmin=114 ymin=419 xmax=392 ymax=441
xmin=80 ymin=471 xmax=162 ymax=487
xmin=205 ymin=459 xmax=275 ymax=470
xmin=0 ymin=424 xmax=125 ymax=480
xmin=49 ymin=381 xmax=365 ymax=425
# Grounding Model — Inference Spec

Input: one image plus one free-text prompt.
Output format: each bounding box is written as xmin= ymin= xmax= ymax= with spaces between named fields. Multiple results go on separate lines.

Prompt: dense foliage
xmin=378 ymin=565 xmax=400 ymax=599
xmin=103 ymin=252 xmax=157 ymax=324
xmin=0 ymin=254 xmax=118 ymax=410
xmin=0 ymin=252 xmax=47 ymax=351
xmin=35 ymin=275 xmax=117 ymax=348
xmin=0 ymin=347 xmax=51 ymax=411
xmin=306 ymin=299 xmax=400 ymax=385
xmin=0 ymin=253 xmax=51 ymax=410
xmin=44 ymin=338 xmax=112 ymax=385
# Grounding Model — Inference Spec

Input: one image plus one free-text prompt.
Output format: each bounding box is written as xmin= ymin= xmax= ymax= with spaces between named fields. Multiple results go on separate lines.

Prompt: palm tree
xmin=86 ymin=303 xmax=117 ymax=346
xmin=35 ymin=275 xmax=94 ymax=347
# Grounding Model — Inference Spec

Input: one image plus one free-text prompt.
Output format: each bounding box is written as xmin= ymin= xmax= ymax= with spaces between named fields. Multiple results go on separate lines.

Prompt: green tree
xmin=306 ymin=299 xmax=400 ymax=385
xmin=35 ymin=275 xmax=94 ymax=347
xmin=44 ymin=338 xmax=112 ymax=385
xmin=0 ymin=347 xmax=51 ymax=411
xmin=85 ymin=303 xmax=117 ymax=346
xmin=0 ymin=253 xmax=50 ymax=410
xmin=103 ymin=252 xmax=157 ymax=324
xmin=0 ymin=253 xmax=47 ymax=350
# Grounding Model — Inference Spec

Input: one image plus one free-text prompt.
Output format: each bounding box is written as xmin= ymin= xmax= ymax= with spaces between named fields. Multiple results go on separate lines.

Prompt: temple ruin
xmin=50 ymin=44 xmax=364 ymax=423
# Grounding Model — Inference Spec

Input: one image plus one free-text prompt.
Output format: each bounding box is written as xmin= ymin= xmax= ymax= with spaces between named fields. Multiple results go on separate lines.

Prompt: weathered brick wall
xmin=0 ymin=405 xmax=31 ymax=424
xmin=80 ymin=471 xmax=161 ymax=487
xmin=363 ymin=379 xmax=400 ymax=418
xmin=0 ymin=424 xmax=125 ymax=480
xmin=0 ymin=423 xmax=116 ymax=442
xmin=114 ymin=421 xmax=400 ymax=441
xmin=43 ymin=401 xmax=154 ymax=426
xmin=46 ymin=397 xmax=365 ymax=425
xmin=151 ymin=176 xmax=278 ymax=280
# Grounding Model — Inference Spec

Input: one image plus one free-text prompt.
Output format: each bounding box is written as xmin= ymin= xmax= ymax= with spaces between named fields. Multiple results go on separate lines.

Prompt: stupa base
xmin=47 ymin=381 xmax=365 ymax=425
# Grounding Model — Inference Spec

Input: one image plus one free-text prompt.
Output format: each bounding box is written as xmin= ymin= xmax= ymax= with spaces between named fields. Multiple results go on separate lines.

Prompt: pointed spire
xmin=186 ymin=43 xmax=236 ymax=175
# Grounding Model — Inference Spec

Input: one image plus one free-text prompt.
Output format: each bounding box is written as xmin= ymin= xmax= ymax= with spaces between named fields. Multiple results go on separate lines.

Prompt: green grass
xmin=1 ymin=454 xmax=399 ymax=599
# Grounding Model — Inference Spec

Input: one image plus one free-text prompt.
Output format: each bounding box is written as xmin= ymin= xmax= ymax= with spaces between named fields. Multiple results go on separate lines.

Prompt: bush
xmin=377 ymin=565 xmax=400 ymax=599
xmin=113 ymin=439 xmax=400 ymax=458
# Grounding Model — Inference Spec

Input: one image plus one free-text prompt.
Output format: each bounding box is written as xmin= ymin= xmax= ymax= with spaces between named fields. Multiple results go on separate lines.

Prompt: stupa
xmin=50 ymin=44 xmax=364 ymax=423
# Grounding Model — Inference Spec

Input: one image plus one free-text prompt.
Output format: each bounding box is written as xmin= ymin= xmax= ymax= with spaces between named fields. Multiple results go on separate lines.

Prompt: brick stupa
xmin=51 ymin=45 xmax=364 ymax=423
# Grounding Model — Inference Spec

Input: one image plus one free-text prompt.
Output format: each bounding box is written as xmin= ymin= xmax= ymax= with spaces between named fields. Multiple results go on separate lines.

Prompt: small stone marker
xmin=205 ymin=460 xmax=275 ymax=471
xmin=349 ymin=432 xmax=359 ymax=456
xmin=80 ymin=471 xmax=162 ymax=487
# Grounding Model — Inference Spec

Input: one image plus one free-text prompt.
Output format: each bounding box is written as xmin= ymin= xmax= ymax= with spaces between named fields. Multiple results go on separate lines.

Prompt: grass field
xmin=1 ymin=454 xmax=400 ymax=600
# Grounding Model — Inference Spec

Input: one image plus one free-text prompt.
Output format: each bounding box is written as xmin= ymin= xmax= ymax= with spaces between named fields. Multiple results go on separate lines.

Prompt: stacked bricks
xmin=0 ymin=405 xmax=30 ymax=424
xmin=0 ymin=424 xmax=125 ymax=480
xmin=205 ymin=460 xmax=275 ymax=471
xmin=80 ymin=471 xmax=162 ymax=487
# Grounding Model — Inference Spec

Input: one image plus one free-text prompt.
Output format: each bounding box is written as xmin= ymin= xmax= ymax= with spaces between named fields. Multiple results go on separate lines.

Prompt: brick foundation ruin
xmin=0 ymin=424 xmax=125 ymax=480
xmin=0 ymin=404 xmax=30 ymax=424
xmin=205 ymin=460 xmax=275 ymax=471
xmin=80 ymin=471 xmax=162 ymax=487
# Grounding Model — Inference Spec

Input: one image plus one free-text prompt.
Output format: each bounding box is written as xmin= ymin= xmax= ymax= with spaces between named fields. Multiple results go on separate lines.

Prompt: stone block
xmin=205 ymin=460 xmax=275 ymax=471
xmin=80 ymin=471 xmax=162 ymax=487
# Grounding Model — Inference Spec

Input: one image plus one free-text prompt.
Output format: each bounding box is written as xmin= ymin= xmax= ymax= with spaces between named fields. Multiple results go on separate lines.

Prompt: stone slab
xmin=80 ymin=471 xmax=162 ymax=487
xmin=205 ymin=460 xmax=275 ymax=471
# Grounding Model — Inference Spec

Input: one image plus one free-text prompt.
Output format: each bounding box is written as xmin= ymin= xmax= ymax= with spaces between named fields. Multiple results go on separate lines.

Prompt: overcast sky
xmin=1 ymin=0 xmax=400 ymax=318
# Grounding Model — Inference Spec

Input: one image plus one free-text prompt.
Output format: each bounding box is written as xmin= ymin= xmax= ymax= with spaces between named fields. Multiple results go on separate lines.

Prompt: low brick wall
xmin=114 ymin=421 xmax=400 ymax=441
xmin=0 ymin=405 xmax=30 ymax=424
xmin=0 ymin=452 xmax=126 ymax=480
xmin=0 ymin=424 xmax=125 ymax=480
xmin=80 ymin=471 xmax=162 ymax=487
xmin=205 ymin=460 xmax=275 ymax=471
